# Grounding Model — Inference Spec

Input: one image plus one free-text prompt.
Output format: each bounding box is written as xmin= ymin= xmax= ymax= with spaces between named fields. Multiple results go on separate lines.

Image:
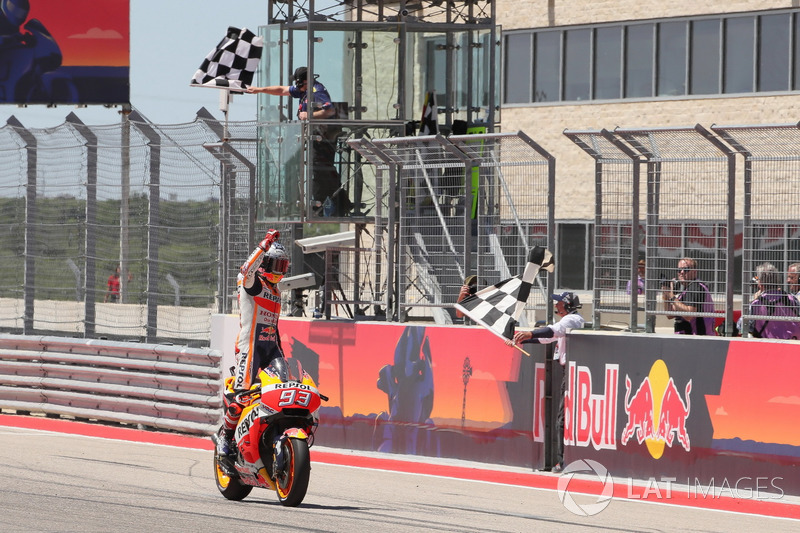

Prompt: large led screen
xmin=0 ymin=0 xmax=129 ymax=105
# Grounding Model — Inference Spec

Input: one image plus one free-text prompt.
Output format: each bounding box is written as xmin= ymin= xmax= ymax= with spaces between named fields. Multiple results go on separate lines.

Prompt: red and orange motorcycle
xmin=212 ymin=357 xmax=326 ymax=506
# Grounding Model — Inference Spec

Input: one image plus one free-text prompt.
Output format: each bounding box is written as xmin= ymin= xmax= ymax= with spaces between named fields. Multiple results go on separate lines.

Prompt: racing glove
xmin=258 ymin=229 xmax=280 ymax=251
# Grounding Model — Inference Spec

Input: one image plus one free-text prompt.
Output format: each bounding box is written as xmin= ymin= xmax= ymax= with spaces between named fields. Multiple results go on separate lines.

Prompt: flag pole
xmin=511 ymin=343 xmax=531 ymax=357
xmin=219 ymin=89 xmax=230 ymax=141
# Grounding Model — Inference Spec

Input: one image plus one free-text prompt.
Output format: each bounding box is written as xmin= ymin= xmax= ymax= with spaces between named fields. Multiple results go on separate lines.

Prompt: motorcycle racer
xmin=216 ymin=229 xmax=290 ymax=456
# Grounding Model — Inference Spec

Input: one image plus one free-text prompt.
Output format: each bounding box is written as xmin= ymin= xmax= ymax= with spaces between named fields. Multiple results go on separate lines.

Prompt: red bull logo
xmin=563 ymin=363 xmax=619 ymax=450
xmin=621 ymin=359 xmax=692 ymax=458
xmin=621 ymin=376 xmax=655 ymax=446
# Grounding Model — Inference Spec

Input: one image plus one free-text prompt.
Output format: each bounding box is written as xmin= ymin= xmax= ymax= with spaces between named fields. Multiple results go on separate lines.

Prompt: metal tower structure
xmin=258 ymin=0 xmax=499 ymax=223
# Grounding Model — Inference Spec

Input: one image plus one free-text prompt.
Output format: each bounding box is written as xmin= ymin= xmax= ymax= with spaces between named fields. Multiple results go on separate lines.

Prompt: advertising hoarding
xmin=0 ymin=0 xmax=129 ymax=105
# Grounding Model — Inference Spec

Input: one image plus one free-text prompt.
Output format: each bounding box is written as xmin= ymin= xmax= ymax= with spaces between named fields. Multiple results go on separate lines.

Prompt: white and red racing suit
xmin=233 ymin=243 xmax=284 ymax=390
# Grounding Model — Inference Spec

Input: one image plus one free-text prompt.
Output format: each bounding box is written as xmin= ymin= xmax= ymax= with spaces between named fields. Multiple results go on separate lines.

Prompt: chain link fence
xmin=564 ymin=129 xmax=643 ymax=330
xmin=567 ymin=123 xmax=800 ymax=335
xmin=712 ymin=123 xmax=800 ymax=335
xmin=0 ymin=111 xmax=262 ymax=344
xmin=4 ymin=113 xmax=800 ymax=343
xmin=351 ymin=132 xmax=555 ymax=325
xmin=618 ymin=125 xmax=736 ymax=332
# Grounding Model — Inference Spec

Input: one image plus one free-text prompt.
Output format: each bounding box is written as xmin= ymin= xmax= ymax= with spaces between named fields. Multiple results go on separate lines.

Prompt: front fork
xmin=273 ymin=434 xmax=289 ymax=473
xmin=272 ymin=428 xmax=309 ymax=475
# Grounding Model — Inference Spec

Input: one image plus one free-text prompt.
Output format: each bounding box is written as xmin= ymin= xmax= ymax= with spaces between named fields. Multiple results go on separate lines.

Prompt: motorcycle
xmin=212 ymin=357 xmax=327 ymax=507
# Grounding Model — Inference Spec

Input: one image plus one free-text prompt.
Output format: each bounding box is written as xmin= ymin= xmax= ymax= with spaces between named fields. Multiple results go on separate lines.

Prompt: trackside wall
xmin=564 ymin=331 xmax=800 ymax=496
xmin=266 ymin=318 xmax=800 ymax=494
xmin=3 ymin=318 xmax=798 ymax=494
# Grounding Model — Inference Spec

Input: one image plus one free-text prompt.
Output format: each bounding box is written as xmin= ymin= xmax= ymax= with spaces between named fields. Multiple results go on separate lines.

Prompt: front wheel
xmin=275 ymin=437 xmax=310 ymax=507
xmin=214 ymin=448 xmax=252 ymax=501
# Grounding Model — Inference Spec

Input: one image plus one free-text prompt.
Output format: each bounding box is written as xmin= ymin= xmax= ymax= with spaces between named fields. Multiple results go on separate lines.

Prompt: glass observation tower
xmin=256 ymin=0 xmax=499 ymax=224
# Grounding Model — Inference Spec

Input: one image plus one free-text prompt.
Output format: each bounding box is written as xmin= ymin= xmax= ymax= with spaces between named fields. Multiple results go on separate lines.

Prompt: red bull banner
xmin=564 ymin=332 xmax=800 ymax=495
xmin=277 ymin=319 xmax=548 ymax=469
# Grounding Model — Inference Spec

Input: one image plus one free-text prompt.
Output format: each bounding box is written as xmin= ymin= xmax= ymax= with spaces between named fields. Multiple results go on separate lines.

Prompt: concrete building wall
xmin=497 ymin=0 xmax=792 ymax=30
xmin=501 ymin=95 xmax=800 ymax=220
xmin=493 ymin=2 xmax=800 ymax=220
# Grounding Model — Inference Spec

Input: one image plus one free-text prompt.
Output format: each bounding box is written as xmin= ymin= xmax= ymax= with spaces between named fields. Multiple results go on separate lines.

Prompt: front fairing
xmin=235 ymin=402 xmax=272 ymax=465
xmin=258 ymin=365 xmax=322 ymax=421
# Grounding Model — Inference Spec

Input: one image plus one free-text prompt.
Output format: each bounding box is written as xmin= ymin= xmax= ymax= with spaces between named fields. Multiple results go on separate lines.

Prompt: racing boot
xmin=216 ymin=428 xmax=235 ymax=457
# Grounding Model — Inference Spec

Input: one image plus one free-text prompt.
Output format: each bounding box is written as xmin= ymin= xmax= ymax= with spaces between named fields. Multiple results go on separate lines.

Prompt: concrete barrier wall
xmin=564 ymin=331 xmax=800 ymax=496
xmin=6 ymin=315 xmax=797 ymax=494
xmin=245 ymin=317 xmax=800 ymax=494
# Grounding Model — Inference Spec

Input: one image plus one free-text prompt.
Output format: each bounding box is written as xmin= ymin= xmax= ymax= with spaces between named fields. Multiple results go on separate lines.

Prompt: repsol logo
xmin=235 ymin=408 xmax=259 ymax=441
xmin=272 ymin=381 xmax=310 ymax=390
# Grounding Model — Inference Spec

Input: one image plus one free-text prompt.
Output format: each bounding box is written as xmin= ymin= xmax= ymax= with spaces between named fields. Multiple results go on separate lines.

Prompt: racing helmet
xmin=1 ymin=1 xmax=30 ymax=30
xmin=260 ymin=242 xmax=289 ymax=284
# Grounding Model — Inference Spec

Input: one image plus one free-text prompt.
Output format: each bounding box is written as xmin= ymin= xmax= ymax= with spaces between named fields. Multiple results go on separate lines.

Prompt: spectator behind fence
xmin=104 ymin=266 xmax=120 ymax=303
xmin=788 ymin=263 xmax=800 ymax=299
xmin=741 ymin=262 xmax=800 ymax=340
xmin=661 ymin=257 xmax=714 ymax=335
xmin=626 ymin=259 xmax=645 ymax=295
xmin=455 ymin=275 xmax=478 ymax=322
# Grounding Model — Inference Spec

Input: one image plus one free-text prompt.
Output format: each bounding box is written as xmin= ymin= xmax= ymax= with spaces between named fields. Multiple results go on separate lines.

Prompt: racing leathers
xmin=217 ymin=231 xmax=286 ymax=455
xmin=233 ymin=267 xmax=284 ymax=390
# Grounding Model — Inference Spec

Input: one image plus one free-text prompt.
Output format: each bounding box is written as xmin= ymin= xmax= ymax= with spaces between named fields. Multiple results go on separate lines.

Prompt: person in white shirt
xmin=507 ymin=291 xmax=585 ymax=365
xmin=506 ymin=291 xmax=585 ymax=472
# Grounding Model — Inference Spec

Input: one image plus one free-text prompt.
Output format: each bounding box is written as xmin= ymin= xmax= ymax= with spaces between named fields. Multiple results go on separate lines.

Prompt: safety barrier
xmin=0 ymin=334 xmax=222 ymax=435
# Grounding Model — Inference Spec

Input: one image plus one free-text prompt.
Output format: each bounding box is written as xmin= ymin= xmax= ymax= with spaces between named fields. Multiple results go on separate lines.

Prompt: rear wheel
xmin=275 ymin=438 xmax=310 ymax=507
xmin=214 ymin=447 xmax=252 ymax=501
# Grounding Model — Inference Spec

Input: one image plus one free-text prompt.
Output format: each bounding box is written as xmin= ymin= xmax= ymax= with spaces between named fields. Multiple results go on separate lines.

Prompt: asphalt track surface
xmin=1 ymin=415 xmax=799 ymax=532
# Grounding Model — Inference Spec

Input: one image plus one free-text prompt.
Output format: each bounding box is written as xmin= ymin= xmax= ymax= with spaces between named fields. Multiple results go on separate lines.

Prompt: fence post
xmin=120 ymin=104 xmax=132 ymax=305
xmin=347 ymin=138 xmax=397 ymax=321
xmin=129 ymin=111 xmax=161 ymax=342
xmin=7 ymin=117 xmax=36 ymax=334
xmin=694 ymin=124 xmax=736 ymax=336
xmin=605 ymin=129 xmax=644 ymax=331
xmin=66 ymin=113 xmax=98 ymax=338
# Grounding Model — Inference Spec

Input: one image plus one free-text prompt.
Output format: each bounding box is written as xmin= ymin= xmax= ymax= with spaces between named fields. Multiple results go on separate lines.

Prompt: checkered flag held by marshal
xmin=455 ymin=246 xmax=554 ymax=351
xmin=190 ymin=27 xmax=263 ymax=91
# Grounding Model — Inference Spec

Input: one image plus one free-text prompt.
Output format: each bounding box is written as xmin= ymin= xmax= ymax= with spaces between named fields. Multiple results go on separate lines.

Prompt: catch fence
xmin=567 ymin=123 xmax=800 ymax=336
xmin=350 ymin=132 xmax=555 ymax=325
xmin=712 ymin=123 xmax=800 ymax=334
xmin=3 ymin=111 xmax=800 ymax=343
xmin=0 ymin=110 xmax=264 ymax=344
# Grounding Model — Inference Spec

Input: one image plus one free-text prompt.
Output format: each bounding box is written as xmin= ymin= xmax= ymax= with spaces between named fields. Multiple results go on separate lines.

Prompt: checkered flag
xmin=190 ymin=27 xmax=263 ymax=91
xmin=455 ymin=246 xmax=554 ymax=352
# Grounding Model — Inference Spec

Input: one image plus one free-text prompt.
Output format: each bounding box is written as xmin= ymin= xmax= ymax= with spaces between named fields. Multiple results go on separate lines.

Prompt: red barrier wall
xmin=565 ymin=332 xmax=800 ymax=496
xmin=278 ymin=318 xmax=547 ymax=469
xmin=276 ymin=318 xmax=800 ymax=494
